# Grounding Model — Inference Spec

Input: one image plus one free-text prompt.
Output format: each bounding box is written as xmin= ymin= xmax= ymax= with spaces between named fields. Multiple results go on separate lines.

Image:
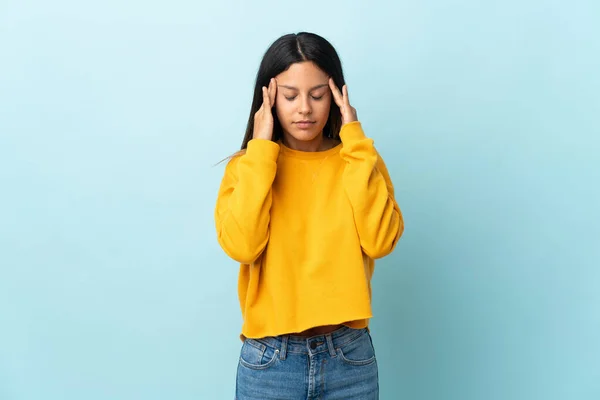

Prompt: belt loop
xmin=279 ymin=335 xmax=288 ymax=360
xmin=325 ymin=333 xmax=336 ymax=357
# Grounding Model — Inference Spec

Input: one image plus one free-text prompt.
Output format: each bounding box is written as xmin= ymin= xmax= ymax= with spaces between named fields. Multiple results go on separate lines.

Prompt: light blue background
xmin=1 ymin=1 xmax=599 ymax=399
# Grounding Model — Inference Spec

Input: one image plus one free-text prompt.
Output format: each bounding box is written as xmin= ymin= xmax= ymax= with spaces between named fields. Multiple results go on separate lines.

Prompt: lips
xmin=294 ymin=121 xmax=315 ymax=129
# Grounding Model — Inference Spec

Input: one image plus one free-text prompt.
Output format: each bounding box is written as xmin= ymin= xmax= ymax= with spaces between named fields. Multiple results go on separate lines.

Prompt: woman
xmin=215 ymin=31 xmax=404 ymax=400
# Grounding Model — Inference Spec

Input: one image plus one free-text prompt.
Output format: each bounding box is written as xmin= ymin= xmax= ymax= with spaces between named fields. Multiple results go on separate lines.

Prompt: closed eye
xmin=284 ymin=95 xmax=324 ymax=101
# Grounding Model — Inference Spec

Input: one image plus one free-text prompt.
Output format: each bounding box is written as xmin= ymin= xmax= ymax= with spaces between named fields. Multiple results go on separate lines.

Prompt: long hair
xmin=239 ymin=32 xmax=346 ymax=151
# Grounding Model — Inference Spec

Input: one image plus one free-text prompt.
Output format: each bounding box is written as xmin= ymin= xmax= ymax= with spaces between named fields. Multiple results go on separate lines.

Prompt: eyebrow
xmin=277 ymin=83 xmax=329 ymax=91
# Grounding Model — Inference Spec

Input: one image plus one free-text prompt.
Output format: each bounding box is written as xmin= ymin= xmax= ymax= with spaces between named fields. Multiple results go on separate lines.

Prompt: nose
xmin=298 ymin=96 xmax=312 ymax=115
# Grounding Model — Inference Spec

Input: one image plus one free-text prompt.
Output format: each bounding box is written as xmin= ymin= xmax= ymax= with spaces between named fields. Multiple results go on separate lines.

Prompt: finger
xmin=262 ymin=86 xmax=270 ymax=108
xmin=343 ymin=85 xmax=351 ymax=107
xmin=328 ymin=77 xmax=344 ymax=107
xmin=268 ymin=78 xmax=277 ymax=107
xmin=329 ymin=77 xmax=343 ymax=106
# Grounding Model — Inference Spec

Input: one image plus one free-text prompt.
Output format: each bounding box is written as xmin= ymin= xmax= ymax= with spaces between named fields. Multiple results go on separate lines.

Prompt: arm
xmin=339 ymin=121 xmax=404 ymax=259
xmin=214 ymin=139 xmax=280 ymax=264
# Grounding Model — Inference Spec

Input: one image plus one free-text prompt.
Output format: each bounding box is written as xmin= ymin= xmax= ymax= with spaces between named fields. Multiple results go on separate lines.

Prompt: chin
xmin=291 ymin=132 xmax=320 ymax=142
xmin=287 ymin=126 xmax=324 ymax=141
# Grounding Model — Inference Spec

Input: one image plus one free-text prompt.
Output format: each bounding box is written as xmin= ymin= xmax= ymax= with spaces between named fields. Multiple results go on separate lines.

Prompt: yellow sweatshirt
xmin=215 ymin=121 xmax=403 ymax=339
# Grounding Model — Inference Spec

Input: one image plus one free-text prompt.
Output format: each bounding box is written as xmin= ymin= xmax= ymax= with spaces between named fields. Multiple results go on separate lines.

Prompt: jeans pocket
xmin=336 ymin=330 xmax=377 ymax=366
xmin=238 ymin=338 xmax=280 ymax=370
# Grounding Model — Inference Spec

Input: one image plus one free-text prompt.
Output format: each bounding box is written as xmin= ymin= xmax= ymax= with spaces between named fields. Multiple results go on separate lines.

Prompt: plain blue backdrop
xmin=1 ymin=1 xmax=599 ymax=399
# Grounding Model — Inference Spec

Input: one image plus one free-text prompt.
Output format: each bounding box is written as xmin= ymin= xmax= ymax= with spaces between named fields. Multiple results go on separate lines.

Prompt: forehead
xmin=275 ymin=61 xmax=328 ymax=88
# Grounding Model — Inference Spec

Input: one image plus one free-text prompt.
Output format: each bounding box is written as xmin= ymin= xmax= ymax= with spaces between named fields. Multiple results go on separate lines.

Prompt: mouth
xmin=294 ymin=120 xmax=316 ymax=129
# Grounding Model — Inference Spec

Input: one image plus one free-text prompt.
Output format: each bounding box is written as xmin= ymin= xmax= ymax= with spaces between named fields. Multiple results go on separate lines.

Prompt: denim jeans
xmin=235 ymin=326 xmax=379 ymax=399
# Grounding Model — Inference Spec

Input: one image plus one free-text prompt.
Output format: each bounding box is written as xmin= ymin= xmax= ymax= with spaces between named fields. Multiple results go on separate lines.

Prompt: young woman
xmin=215 ymin=32 xmax=404 ymax=400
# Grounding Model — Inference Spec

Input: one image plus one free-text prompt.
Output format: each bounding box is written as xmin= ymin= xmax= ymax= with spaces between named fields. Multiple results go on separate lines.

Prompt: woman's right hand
xmin=252 ymin=78 xmax=277 ymax=141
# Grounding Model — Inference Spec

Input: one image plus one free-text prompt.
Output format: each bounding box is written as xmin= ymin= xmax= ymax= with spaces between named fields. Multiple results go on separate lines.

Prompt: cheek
xmin=316 ymin=98 xmax=332 ymax=118
xmin=275 ymin=99 xmax=293 ymax=122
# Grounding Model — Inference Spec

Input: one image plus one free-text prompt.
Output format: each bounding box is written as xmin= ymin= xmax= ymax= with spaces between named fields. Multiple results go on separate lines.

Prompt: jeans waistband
xmin=250 ymin=325 xmax=368 ymax=360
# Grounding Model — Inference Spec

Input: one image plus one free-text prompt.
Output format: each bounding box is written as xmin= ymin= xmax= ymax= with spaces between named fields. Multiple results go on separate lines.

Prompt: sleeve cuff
xmin=339 ymin=121 xmax=367 ymax=142
xmin=246 ymin=139 xmax=280 ymax=160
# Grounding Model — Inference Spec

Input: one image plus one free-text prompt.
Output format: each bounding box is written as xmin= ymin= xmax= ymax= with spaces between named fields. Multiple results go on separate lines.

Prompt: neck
xmin=282 ymin=132 xmax=328 ymax=152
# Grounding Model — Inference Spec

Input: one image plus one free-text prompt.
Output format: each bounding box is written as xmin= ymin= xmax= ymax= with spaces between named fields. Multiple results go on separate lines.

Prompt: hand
xmin=329 ymin=78 xmax=358 ymax=125
xmin=253 ymin=78 xmax=277 ymax=140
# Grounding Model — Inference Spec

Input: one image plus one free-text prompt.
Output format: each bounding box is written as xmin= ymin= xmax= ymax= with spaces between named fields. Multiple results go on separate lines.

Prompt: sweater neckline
xmin=278 ymin=140 xmax=342 ymax=159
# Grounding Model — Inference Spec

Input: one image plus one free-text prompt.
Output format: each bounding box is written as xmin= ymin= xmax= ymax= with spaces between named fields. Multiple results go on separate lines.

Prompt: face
xmin=274 ymin=61 xmax=332 ymax=144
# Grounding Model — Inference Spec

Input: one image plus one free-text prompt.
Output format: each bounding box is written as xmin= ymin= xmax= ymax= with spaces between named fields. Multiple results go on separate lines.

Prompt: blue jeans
xmin=235 ymin=326 xmax=379 ymax=399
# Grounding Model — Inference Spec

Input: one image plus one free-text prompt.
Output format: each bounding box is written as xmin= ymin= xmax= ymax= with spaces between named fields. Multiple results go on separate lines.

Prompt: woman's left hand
xmin=329 ymin=78 xmax=358 ymax=125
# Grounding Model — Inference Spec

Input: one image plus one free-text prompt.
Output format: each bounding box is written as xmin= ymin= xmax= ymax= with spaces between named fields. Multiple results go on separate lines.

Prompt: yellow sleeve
xmin=215 ymin=139 xmax=280 ymax=264
xmin=339 ymin=121 xmax=404 ymax=259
